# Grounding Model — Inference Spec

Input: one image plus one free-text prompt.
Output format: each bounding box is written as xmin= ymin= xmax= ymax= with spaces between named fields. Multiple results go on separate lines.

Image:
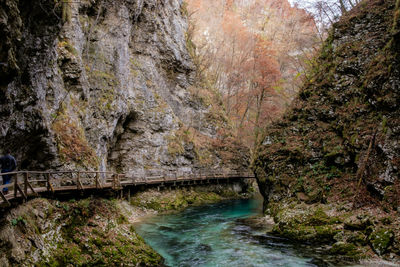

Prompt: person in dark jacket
xmin=0 ymin=150 xmax=17 ymax=194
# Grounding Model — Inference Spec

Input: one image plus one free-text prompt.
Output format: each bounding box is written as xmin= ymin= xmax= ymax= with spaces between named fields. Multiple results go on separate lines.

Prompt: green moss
xmin=92 ymin=70 xmax=116 ymax=81
xmin=369 ymin=229 xmax=394 ymax=256
xmin=58 ymin=39 xmax=77 ymax=56
xmin=39 ymin=199 xmax=163 ymax=266
xmin=130 ymin=187 xmax=242 ymax=212
xmin=347 ymin=232 xmax=368 ymax=246
xmin=117 ymin=214 xmax=128 ymax=225
xmin=253 ymin=166 xmax=268 ymax=183
xmin=306 ymin=208 xmax=331 ymax=226
xmin=277 ymin=225 xmax=317 ymax=241
xmin=180 ymin=1 xmax=189 ymax=17
xmin=324 ymin=145 xmax=343 ymax=159
xmin=61 ymin=0 xmax=72 ymax=23
xmin=392 ymin=0 xmax=400 ymax=34
xmin=167 ymin=133 xmax=185 ymax=157
xmin=314 ymin=225 xmax=341 ymax=241
xmin=270 ymin=203 xmax=344 ymax=244
xmin=330 ymin=242 xmax=362 ymax=258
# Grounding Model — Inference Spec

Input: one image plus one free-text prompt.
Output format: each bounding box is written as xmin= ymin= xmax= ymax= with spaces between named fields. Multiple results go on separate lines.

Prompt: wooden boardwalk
xmin=0 ymin=170 xmax=255 ymax=207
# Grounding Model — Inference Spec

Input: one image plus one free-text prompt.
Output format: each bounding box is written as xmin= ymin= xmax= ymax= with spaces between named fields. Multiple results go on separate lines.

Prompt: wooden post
xmin=24 ymin=172 xmax=28 ymax=196
xmin=77 ymin=172 xmax=82 ymax=190
xmin=27 ymin=180 xmax=37 ymax=196
xmin=13 ymin=173 xmax=27 ymax=202
xmin=95 ymin=173 xmax=99 ymax=189
xmin=46 ymin=173 xmax=54 ymax=193
xmin=16 ymin=183 xmax=27 ymax=202
xmin=46 ymin=173 xmax=50 ymax=192
xmin=14 ymin=173 xmax=18 ymax=198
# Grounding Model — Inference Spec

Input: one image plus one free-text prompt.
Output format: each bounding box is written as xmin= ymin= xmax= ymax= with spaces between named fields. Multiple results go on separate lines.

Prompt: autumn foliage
xmin=185 ymin=0 xmax=319 ymax=149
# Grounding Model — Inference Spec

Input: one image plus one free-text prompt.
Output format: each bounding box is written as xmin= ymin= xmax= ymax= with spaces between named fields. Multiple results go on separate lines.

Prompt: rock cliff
xmin=0 ymin=0 xmax=248 ymax=175
xmin=253 ymin=0 xmax=400 ymax=262
xmin=0 ymin=198 xmax=164 ymax=266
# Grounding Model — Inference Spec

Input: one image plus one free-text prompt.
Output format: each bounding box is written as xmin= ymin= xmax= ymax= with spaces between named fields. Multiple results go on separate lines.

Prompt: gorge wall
xmin=253 ymin=0 xmax=400 ymax=261
xmin=0 ymin=0 xmax=248 ymax=176
xmin=254 ymin=0 xmax=400 ymax=211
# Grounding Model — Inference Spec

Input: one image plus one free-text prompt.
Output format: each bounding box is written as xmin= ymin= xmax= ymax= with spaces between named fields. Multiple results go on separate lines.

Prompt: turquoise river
xmin=135 ymin=198 xmax=361 ymax=267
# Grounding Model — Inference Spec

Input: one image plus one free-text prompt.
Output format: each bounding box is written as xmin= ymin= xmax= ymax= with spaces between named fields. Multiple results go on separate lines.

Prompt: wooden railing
xmin=0 ymin=170 xmax=255 ymax=206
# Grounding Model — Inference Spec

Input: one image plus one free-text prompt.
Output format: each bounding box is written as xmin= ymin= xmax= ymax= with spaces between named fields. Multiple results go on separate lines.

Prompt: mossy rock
xmin=344 ymin=216 xmax=372 ymax=230
xmin=274 ymin=223 xmax=341 ymax=243
xmin=270 ymin=203 xmax=344 ymax=244
xmin=305 ymin=188 xmax=324 ymax=204
xmin=392 ymin=233 xmax=400 ymax=255
xmin=130 ymin=188 xmax=231 ymax=212
xmin=39 ymin=199 xmax=164 ymax=266
xmin=368 ymin=228 xmax=394 ymax=256
xmin=347 ymin=232 xmax=368 ymax=246
xmin=274 ymin=224 xmax=317 ymax=242
xmin=314 ymin=225 xmax=341 ymax=241
xmin=305 ymin=208 xmax=331 ymax=226
xmin=330 ymin=242 xmax=362 ymax=259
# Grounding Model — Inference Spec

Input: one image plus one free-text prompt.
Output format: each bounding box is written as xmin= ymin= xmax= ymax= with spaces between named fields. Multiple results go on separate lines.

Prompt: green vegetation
xmin=330 ymin=242 xmax=362 ymax=258
xmin=130 ymin=187 xmax=244 ymax=212
xmin=369 ymin=229 xmax=394 ymax=256
xmin=2 ymin=186 xmax=250 ymax=265
xmin=271 ymin=204 xmax=342 ymax=243
xmin=11 ymin=216 xmax=27 ymax=227
xmin=58 ymin=39 xmax=77 ymax=56
xmin=267 ymin=200 xmax=400 ymax=261
xmin=38 ymin=199 xmax=163 ymax=266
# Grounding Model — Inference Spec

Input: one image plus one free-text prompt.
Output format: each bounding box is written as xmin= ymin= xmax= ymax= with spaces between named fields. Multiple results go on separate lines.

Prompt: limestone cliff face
xmin=253 ymin=0 xmax=400 ymax=209
xmin=251 ymin=0 xmax=400 ymax=260
xmin=0 ymin=0 xmax=247 ymax=175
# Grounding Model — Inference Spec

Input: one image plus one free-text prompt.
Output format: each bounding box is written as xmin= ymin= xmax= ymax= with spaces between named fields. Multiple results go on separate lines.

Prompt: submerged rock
xmin=198 ymin=243 xmax=212 ymax=252
xmin=158 ymin=225 xmax=174 ymax=231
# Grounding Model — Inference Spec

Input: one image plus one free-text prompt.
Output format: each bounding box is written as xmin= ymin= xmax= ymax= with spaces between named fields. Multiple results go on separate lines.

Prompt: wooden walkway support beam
xmin=0 ymin=191 xmax=10 ymax=206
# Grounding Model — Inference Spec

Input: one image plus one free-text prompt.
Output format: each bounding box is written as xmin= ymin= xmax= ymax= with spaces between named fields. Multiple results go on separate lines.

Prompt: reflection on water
xmin=135 ymin=198 xmax=346 ymax=267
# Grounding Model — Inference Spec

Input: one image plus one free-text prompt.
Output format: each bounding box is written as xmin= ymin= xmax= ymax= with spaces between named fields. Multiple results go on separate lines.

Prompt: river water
xmin=135 ymin=197 xmax=348 ymax=267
